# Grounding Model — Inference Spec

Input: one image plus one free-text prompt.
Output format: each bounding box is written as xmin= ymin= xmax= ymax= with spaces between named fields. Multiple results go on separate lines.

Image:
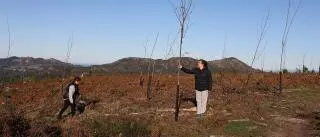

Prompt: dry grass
xmin=1 ymin=73 xmax=319 ymax=136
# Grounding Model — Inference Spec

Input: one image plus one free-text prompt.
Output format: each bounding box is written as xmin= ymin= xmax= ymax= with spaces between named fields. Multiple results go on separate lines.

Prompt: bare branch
xmin=174 ymin=0 xmax=193 ymax=86
xmin=260 ymin=50 xmax=266 ymax=72
xmin=2 ymin=16 xmax=13 ymax=86
xmin=65 ymin=32 xmax=74 ymax=63
xmin=146 ymin=33 xmax=159 ymax=100
xmin=6 ymin=16 xmax=12 ymax=58
xmin=279 ymin=0 xmax=303 ymax=93
xmin=245 ymin=9 xmax=270 ymax=86
xmin=250 ymin=10 xmax=270 ymax=68
xmin=222 ymin=32 xmax=228 ymax=59
xmin=138 ymin=36 xmax=149 ymax=78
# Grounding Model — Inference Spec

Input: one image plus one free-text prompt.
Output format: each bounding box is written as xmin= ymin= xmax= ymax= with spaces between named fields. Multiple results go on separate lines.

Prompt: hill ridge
xmin=0 ymin=56 xmax=256 ymax=78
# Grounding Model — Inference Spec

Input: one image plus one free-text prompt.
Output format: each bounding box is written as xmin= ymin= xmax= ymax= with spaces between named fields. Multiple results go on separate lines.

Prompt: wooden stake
xmin=175 ymin=85 xmax=180 ymax=121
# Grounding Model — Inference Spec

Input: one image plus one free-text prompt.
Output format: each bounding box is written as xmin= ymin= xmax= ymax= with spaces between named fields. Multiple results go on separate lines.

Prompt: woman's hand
xmin=178 ymin=65 xmax=183 ymax=69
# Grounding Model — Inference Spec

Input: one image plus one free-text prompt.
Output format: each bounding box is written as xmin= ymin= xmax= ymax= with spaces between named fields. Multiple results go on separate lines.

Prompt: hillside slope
xmin=0 ymin=56 xmax=72 ymax=71
xmin=93 ymin=57 xmax=255 ymax=73
xmin=0 ymin=56 xmax=76 ymax=80
xmin=0 ymin=56 xmax=255 ymax=80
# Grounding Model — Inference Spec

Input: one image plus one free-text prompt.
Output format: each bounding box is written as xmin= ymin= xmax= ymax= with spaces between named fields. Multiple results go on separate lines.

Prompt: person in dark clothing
xmin=179 ymin=59 xmax=213 ymax=119
xmin=57 ymin=77 xmax=81 ymax=119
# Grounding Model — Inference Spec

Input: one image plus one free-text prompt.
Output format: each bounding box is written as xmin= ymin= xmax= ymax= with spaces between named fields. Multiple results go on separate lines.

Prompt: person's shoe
xmin=57 ymin=115 xmax=62 ymax=120
xmin=196 ymin=114 xmax=203 ymax=120
xmin=196 ymin=114 xmax=200 ymax=118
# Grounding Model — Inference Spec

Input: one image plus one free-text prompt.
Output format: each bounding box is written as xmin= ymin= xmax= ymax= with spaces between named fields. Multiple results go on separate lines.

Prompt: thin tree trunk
xmin=172 ymin=0 xmax=193 ymax=121
xmin=139 ymin=43 xmax=148 ymax=87
xmin=146 ymin=33 xmax=158 ymax=100
xmin=245 ymin=10 xmax=269 ymax=87
xmin=279 ymin=0 xmax=302 ymax=94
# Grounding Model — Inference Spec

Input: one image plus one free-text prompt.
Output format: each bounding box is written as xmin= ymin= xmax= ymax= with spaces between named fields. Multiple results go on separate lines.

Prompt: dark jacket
xmin=63 ymin=83 xmax=80 ymax=102
xmin=181 ymin=67 xmax=213 ymax=91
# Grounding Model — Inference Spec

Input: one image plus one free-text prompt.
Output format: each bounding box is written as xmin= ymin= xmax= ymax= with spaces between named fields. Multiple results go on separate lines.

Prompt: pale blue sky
xmin=0 ymin=0 xmax=319 ymax=70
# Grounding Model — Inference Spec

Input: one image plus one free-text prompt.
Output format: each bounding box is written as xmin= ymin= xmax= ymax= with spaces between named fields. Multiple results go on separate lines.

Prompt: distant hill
xmin=0 ymin=56 xmax=255 ymax=81
xmin=0 ymin=56 xmax=72 ymax=72
xmin=0 ymin=56 xmax=76 ymax=81
xmin=209 ymin=57 xmax=254 ymax=72
xmin=93 ymin=57 xmax=255 ymax=73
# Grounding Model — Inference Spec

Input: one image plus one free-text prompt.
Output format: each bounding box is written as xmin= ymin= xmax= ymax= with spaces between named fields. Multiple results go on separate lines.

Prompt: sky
xmin=0 ymin=0 xmax=319 ymax=71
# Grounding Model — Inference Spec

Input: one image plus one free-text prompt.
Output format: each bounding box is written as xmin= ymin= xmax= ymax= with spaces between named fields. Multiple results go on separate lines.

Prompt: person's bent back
xmin=57 ymin=77 xmax=81 ymax=119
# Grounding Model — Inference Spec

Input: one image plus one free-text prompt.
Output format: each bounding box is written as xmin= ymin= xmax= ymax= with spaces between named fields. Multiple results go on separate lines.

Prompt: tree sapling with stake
xmin=171 ymin=0 xmax=193 ymax=121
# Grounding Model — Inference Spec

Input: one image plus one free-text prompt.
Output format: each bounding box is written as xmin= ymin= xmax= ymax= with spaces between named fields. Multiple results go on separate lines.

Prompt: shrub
xmin=282 ymin=68 xmax=289 ymax=74
xmin=303 ymin=65 xmax=309 ymax=73
xmin=28 ymin=121 xmax=62 ymax=137
xmin=0 ymin=111 xmax=30 ymax=137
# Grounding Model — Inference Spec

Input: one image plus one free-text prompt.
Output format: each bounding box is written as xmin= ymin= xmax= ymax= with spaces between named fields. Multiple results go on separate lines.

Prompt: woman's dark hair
xmin=72 ymin=76 xmax=81 ymax=83
xmin=199 ymin=59 xmax=208 ymax=68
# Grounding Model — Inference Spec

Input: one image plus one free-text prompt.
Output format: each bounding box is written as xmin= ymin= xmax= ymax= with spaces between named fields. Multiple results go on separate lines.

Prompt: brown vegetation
xmin=0 ymin=73 xmax=319 ymax=136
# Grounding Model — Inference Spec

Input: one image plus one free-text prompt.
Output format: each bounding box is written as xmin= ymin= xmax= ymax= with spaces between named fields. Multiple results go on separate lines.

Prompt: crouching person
xmin=179 ymin=59 xmax=213 ymax=120
xmin=57 ymin=77 xmax=81 ymax=119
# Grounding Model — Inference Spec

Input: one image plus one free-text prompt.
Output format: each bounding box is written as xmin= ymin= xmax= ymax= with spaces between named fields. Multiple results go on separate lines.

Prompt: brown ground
xmin=1 ymin=72 xmax=320 ymax=137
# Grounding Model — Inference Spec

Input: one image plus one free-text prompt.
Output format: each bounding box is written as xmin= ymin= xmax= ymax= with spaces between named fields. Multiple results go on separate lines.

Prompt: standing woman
xmin=179 ymin=59 xmax=213 ymax=119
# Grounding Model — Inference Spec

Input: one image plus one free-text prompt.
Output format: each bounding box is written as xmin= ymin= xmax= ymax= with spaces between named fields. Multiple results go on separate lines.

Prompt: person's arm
xmin=69 ymin=85 xmax=75 ymax=104
xmin=181 ymin=67 xmax=196 ymax=74
xmin=208 ymin=70 xmax=213 ymax=91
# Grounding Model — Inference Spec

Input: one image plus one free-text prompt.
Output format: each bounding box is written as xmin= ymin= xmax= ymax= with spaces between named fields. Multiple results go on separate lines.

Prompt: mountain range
xmin=93 ymin=57 xmax=255 ymax=73
xmin=0 ymin=56 xmax=256 ymax=80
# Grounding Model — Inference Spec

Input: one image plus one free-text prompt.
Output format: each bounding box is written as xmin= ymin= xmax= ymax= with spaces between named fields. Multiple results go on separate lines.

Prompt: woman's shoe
xmin=196 ymin=114 xmax=203 ymax=120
